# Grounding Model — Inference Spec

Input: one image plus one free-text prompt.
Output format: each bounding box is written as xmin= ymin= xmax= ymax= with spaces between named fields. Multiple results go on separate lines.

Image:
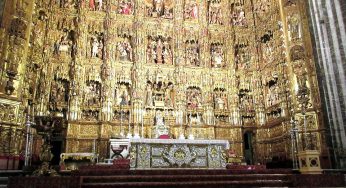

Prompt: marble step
xmin=82 ymin=180 xmax=292 ymax=188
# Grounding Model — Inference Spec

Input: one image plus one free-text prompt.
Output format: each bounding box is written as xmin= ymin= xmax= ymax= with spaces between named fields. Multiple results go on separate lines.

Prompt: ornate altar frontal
xmin=0 ymin=0 xmax=324 ymax=166
xmin=129 ymin=138 xmax=229 ymax=169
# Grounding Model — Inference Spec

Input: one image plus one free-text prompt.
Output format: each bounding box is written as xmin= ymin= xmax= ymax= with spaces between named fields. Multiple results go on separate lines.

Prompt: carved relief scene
xmin=53 ymin=27 xmax=76 ymax=59
xmin=186 ymin=86 xmax=202 ymax=110
xmin=184 ymin=39 xmax=200 ymax=66
xmin=118 ymin=0 xmax=135 ymax=15
xmin=144 ymin=0 xmax=173 ymax=19
xmin=115 ymin=83 xmax=131 ymax=106
xmin=208 ymin=0 xmax=223 ymax=25
xmin=88 ymin=0 xmax=105 ymax=11
xmin=213 ymin=88 xmax=228 ymax=110
xmin=234 ymin=38 xmax=252 ymax=71
xmin=83 ymin=80 xmax=102 ymax=107
xmin=144 ymin=70 xmax=175 ymax=108
xmin=116 ymin=30 xmax=133 ymax=62
xmin=230 ymin=1 xmax=247 ymax=26
xmin=88 ymin=31 xmax=104 ymax=60
xmin=184 ymin=0 xmax=199 ymax=20
xmin=146 ymin=35 xmax=173 ymax=65
xmin=210 ymin=42 xmax=225 ymax=68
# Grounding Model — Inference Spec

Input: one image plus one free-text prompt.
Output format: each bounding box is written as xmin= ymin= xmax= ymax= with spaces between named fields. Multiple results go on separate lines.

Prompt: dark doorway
xmin=243 ymin=132 xmax=253 ymax=165
xmin=50 ymin=141 xmax=62 ymax=166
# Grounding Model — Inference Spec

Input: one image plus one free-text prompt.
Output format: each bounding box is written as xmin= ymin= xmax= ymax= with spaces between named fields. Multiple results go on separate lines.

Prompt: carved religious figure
xmin=145 ymin=0 xmax=173 ymax=19
xmin=116 ymin=84 xmax=130 ymax=106
xmin=208 ymin=0 xmax=222 ymax=24
xmin=185 ymin=40 xmax=200 ymax=66
xmin=213 ymin=88 xmax=228 ymax=110
xmin=164 ymin=83 xmax=175 ymax=107
xmin=84 ymin=81 xmax=101 ymax=106
xmin=186 ymin=87 xmax=202 ymax=109
xmin=152 ymin=110 xmax=169 ymax=138
xmin=58 ymin=0 xmax=75 ymax=8
xmin=89 ymin=0 xmax=104 ymax=11
xmin=231 ymin=3 xmax=247 ymax=26
xmin=117 ymin=37 xmax=133 ymax=61
xmin=146 ymin=36 xmax=172 ymax=64
xmin=234 ymin=40 xmax=251 ymax=70
xmin=54 ymin=30 xmax=75 ymax=56
xmin=287 ymin=15 xmax=302 ymax=41
xmin=211 ymin=43 xmax=224 ymax=68
xmin=89 ymin=33 xmax=104 ymax=59
xmin=118 ymin=0 xmax=134 ymax=15
xmin=184 ymin=0 xmax=198 ymax=19
xmin=254 ymin=0 xmax=270 ymax=13
xmin=145 ymin=82 xmax=154 ymax=106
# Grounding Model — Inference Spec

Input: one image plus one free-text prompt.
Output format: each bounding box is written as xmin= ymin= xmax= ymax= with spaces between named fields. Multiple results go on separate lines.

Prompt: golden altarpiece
xmin=0 ymin=0 xmax=328 ymax=166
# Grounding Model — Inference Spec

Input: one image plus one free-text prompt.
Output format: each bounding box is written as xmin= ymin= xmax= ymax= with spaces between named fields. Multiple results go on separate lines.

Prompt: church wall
xmin=0 ymin=0 xmax=330 ymax=167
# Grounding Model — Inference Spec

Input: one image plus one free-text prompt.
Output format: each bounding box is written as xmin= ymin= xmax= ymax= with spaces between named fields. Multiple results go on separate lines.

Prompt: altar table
xmin=129 ymin=138 xmax=229 ymax=169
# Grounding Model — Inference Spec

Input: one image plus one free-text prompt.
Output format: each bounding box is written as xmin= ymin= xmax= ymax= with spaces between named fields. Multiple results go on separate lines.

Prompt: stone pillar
xmin=307 ymin=0 xmax=346 ymax=169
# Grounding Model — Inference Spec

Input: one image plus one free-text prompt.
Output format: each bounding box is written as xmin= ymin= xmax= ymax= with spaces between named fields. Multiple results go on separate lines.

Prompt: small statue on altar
xmin=152 ymin=110 xmax=169 ymax=138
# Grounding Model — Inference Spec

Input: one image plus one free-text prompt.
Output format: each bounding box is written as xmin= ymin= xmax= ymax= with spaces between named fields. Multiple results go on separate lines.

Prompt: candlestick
xmin=141 ymin=109 xmax=144 ymax=138
xmin=127 ymin=110 xmax=132 ymax=138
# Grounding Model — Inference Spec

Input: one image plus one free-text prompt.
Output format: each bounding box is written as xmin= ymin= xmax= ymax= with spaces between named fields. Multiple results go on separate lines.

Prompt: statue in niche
xmin=84 ymin=81 xmax=101 ymax=106
xmin=211 ymin=43 xmax=224 ymax=68
xmin=146 ymin=36 xmax=172 ymax=64
xmin=89 ymin=33 xmax=104 ymax=59
xmin=152 ymin=110 xmax=169 ymax=138
xmin=89 ymin=0 xmax=103 ymax=11
xmin=208 ymin=0 xmax=222 ymax=24
xmin=213 ymin=89 xmax=227 ymax=110
xmin=116 ymin=84 xmax=130 ymax=105
xmin=164 ymin=83 xmax=174 ymax=107
xmin=185 ymin=40 xmax=200 ymax=66
xmin=254 ymin=0 xmax=270 ymax=13
xmin=231 ymin=3 xmax=247 ymax=26
xmin=118 ymin=0 xmax=134 ymax=15
xmin=284 ymin=0 xmax=297 ymax=7
xmin=54 ymin=30 xmax=74 ymax=56
xmin=184 ymin=0 xmax=198 ymax=19
xmin=145 ymin=82 xmax=154 ymax=106
xmin=156 ymin=38 xmax=163 ymax=64
xmin=57 ymin=0 xmax=75 ymax=8
xmin=288 ymin=15 xmax=302 ymax=41
xmin=145 ymin=0 xmax=173 ymax=19
xmin=234 ymin=41 xmax=251 ymax=70
xmin=262 ymin=41 xmax=274 ymax=63
xmin=163 ymin=41 xmax=173 ymax=65
xmin=186 ymin=87 xmax=202 ymax=109
xmin=49 ymin=81 xmax=58 ymax=111
xmin=117 ymin=37 xmax=133 ymax=61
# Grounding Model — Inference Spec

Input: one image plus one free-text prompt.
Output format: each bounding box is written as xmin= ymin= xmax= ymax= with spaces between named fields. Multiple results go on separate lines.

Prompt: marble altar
xmin=129 ymin=138 xmax=229 ymax=169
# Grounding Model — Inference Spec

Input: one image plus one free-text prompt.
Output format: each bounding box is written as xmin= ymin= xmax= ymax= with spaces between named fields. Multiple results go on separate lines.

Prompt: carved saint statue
xmin=119 ymin=0 xmax=134 ymax=15
xmin=184 ymin=1 xmax=198 ymax=19
xmin=91 ymin=37 xmax=99 ymax=57
xmin=145 ymin=83 xmax=153 ymax=106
